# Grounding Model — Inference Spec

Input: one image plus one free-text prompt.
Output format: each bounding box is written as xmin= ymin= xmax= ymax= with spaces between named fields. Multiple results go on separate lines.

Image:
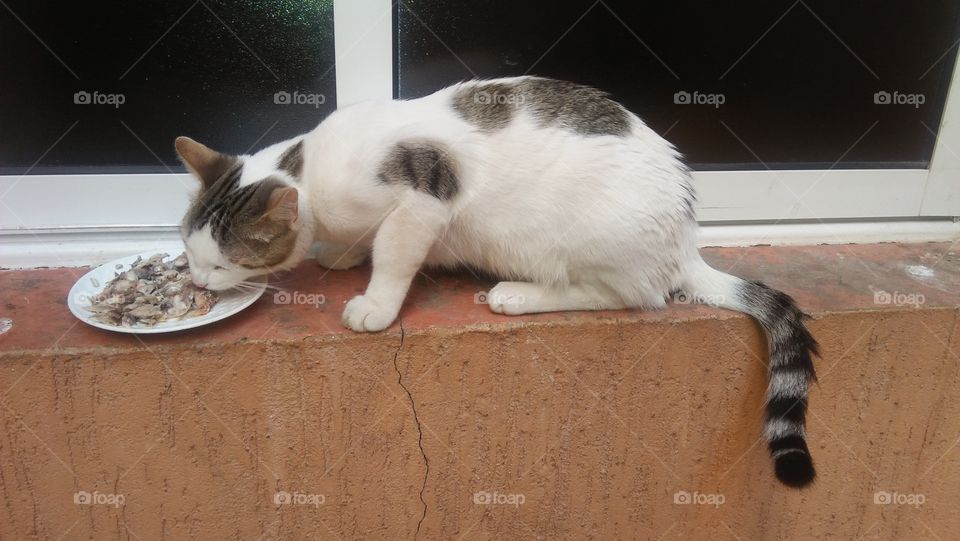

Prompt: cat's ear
xmin=263 ymin=186 xmax=299 ymax=226
xmin=174 ymin=136 xmax=236 ymax=189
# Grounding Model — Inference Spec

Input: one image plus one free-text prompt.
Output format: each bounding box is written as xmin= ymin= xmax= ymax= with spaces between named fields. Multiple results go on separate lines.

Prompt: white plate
xmin=67 ymin=249 xmax=266 ymax=334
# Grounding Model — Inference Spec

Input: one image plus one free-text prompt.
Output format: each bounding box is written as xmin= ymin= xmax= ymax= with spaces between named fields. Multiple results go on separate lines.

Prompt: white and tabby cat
xmin=175 ymin=76 xmax=818 ymax=487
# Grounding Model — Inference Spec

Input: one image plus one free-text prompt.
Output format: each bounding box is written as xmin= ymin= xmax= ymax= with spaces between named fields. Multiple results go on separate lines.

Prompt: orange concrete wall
xmin=2 ymin=307 xmax=959 ymax=540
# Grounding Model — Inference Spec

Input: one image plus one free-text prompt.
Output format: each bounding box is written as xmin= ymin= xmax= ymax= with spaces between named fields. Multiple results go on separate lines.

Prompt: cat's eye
xmin=213 ymin=265 xmax=227 ymax=271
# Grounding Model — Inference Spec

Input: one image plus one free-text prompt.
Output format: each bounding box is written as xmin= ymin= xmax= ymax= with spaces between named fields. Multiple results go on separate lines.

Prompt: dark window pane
xmin=396 ymin=0 xmax=960 ymax=170
xmin=0 ymin=0 xmax=336 ymax=175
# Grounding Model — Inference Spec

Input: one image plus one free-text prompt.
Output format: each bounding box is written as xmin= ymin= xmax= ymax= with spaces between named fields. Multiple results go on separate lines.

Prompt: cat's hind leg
xmin=486 ymin=281 xmax=626 ymax=315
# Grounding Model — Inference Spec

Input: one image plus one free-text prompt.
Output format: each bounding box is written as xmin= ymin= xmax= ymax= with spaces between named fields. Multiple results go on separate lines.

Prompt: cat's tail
xmin=679 ymin=258 xmax=819 ymax=488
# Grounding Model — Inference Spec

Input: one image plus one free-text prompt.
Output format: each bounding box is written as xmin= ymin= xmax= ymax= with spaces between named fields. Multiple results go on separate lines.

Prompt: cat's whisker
xmin=238 ymin=280 xmax=284 ymax=292
xmin=230 ymin=283 xmax=257 ymax=291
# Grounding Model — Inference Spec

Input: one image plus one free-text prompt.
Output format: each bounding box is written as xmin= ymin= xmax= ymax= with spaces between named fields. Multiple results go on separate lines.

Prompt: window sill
xmin=0 ymin=242 xmax=957 ymax=354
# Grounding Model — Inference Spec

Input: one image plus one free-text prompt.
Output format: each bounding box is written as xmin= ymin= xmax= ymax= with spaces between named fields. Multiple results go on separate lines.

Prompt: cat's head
xmin=174 ymin=136 xmax=307 ymax=290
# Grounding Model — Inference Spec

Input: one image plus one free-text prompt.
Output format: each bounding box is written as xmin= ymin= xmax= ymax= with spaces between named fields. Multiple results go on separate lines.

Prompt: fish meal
xmin=86 ymin=252 xmax=219 ymax=326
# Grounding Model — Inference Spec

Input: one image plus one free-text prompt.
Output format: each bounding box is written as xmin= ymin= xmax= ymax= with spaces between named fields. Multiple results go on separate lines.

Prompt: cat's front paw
xmin=341 ymin=295 xmax=397 ymax=332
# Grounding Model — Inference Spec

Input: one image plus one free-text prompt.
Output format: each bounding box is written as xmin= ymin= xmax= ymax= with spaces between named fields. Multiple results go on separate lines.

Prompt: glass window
xmin=0 ymin=0 xmax=336 ymax=175
xmin=396 ymin=0 xmax=960 ymax=170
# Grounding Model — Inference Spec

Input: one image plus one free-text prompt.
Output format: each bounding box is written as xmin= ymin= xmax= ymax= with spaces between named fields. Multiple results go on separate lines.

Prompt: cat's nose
xmin=192 ymin=277 xmax=207 ymax=288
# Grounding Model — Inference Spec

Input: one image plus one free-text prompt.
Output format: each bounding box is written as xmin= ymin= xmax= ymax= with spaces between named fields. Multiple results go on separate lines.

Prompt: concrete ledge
xmin=0 ymin=243 xmax=958 ymax=539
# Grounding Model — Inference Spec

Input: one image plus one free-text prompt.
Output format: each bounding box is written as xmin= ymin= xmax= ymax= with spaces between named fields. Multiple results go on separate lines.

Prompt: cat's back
xmin=307 ymin=76 xmax=645 ymax=151
xmin=310 ymin=86 xmax=469 ymax=142
xmin=306 ymin=76 xmax=689 ymax=210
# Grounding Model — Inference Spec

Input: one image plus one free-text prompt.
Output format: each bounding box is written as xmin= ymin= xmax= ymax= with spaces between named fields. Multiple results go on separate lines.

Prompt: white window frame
xmin=1 ymin=0 xmax=958 ymax=268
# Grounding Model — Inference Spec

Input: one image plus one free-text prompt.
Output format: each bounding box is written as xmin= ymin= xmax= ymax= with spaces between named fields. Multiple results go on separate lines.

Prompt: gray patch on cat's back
xmin=378 ymin=141 xmax=459 ymax=200
xmin=451 ymin=81 xmax=520 ymax=131
xmin=277 ymin=141 xmax=303 ymax=180
xmin=452 ymin=77 xmax=631 ymax=136
xmin=521 ymin=78 xmax=631 ymax=136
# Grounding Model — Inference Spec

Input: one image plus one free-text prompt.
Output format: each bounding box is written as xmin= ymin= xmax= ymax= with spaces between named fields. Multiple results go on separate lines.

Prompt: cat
xmin=174 ymin=76 xmax=819 ymax=488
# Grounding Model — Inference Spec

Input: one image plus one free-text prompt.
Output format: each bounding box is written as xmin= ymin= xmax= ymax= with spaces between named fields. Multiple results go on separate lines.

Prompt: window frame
xmin=0 ymin=0 xmax=958 ymax=268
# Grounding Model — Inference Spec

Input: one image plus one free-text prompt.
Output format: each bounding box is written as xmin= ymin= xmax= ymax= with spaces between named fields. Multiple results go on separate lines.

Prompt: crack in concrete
xmin=392 ymin=318 xmax=428 ymax=539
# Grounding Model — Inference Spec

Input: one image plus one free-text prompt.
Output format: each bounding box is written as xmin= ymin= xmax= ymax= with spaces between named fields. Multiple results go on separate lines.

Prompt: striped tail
xmin=681 ymin=259 xmax=820 ymax=487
